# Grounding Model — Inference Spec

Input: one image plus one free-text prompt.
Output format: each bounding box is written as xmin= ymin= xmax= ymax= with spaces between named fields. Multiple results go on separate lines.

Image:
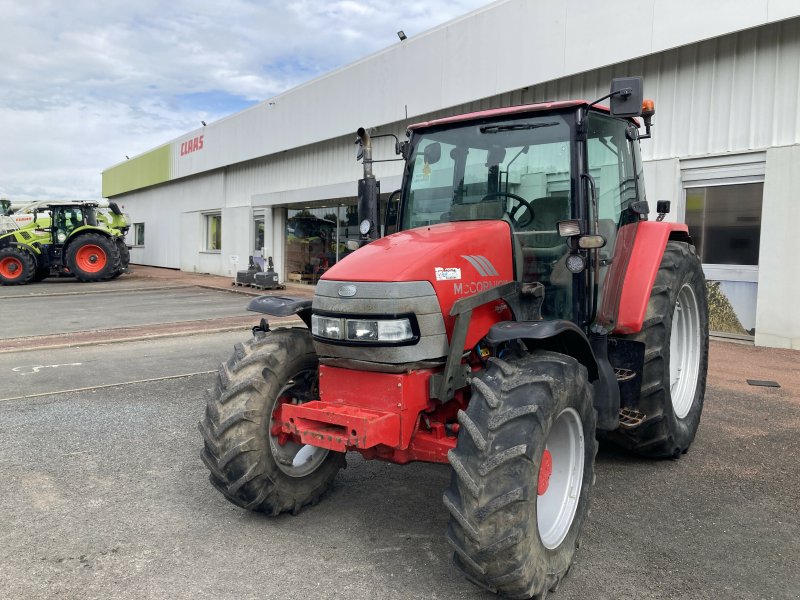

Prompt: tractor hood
xmin=321 ymin=220 xmax=514 ymax=328
xmin=323 ymin=220 xmax=514 ymax=285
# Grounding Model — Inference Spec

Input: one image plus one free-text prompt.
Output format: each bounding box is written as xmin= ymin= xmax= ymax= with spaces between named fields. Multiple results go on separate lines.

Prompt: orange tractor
xmin=200 ymin=78 xmax=708 ymax=599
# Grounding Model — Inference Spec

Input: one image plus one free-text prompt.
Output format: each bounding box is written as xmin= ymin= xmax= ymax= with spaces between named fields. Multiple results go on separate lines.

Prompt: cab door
xmin=585 ymin=111 xmax=642 ymax=327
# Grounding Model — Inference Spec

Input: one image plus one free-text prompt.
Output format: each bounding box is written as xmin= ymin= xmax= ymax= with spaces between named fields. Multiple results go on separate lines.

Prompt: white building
xmin=102 ymin=0 xmax=800 ymax=349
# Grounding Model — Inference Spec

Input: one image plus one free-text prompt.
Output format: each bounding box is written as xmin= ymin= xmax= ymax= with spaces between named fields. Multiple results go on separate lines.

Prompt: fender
xmin=484 ymin=320 xmax=598 ymax=381
xmin=247 ymin=296 xmax=312 ymax=328
xmin=485 ymin=320 xmax=629 ymax=430
xmin=605 ymin=221 xmax=690 ymax=335
xmin=62 ymin=229 xmax=116 ymax=257
xmin=66 ymin=225 xmax=116 ymax=240
xmin=1 ymin=240 xmax=42 ymax=256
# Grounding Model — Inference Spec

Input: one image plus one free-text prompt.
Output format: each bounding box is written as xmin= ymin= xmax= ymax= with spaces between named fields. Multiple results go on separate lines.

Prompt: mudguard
xmin=485 ymin=320 xmax=598 ymax=381
xmin=598 ymin=221 xmax=690 ymax=335
xmin=485 ymin=320 xmax=624 ymax=429
xmin=247 ymin=296 xmax=312 ymax=327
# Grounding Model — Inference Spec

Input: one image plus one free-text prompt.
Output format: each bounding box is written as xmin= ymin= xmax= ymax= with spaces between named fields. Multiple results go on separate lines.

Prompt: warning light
xmin=642 ymin=99 xmax=655 ymax=116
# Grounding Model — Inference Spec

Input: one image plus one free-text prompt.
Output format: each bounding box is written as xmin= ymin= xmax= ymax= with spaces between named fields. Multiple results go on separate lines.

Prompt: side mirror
xmin=423 ymin=142 xmax=441 ymax=165
xmin=609 ymin=77 xmax=644 ymax=117
xmin=397 ymin=141 xmax=410 ymax=159
xmin=384 ymin=189 xmax=401 ymax=236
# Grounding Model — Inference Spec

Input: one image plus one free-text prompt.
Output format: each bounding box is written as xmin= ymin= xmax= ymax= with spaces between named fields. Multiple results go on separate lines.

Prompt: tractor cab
xmin=51 ymin=204 xmax=99 ymax=243
xmin=396 ymin=101 xmax=647 ymax=328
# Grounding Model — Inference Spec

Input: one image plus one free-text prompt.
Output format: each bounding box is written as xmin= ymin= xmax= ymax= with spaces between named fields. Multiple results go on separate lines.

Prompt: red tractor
xmin=200 ymin=78 xmax=708 ymax=599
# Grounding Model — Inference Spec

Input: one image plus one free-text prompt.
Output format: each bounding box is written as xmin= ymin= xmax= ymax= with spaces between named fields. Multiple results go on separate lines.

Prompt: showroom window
xmin=684 ymin=183 xmax=763 ymax=266
xmin=133 ymin=222 xmax=145 ymax=246
xmin=205 ymin=213 xmax=222 ymax=252
xmin=681 ymin=153 xmax=765 ymax=338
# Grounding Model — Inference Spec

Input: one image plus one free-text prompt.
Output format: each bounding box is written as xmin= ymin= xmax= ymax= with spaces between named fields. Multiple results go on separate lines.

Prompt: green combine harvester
xmin=0 ymin=199 xmax=131 ymax=285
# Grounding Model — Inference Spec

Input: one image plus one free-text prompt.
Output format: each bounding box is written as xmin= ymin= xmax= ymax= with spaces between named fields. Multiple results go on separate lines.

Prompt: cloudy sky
xmin=0 ymin=0 xmax=492 ymax=201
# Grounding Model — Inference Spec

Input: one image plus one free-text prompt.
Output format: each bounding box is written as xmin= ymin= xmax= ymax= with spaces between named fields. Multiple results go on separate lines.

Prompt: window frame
xmin=680 ymin=153 xmax=765 ymax=284
xmin=253 ymin=211 xmax=266 ymax=255
xmin=132 ymin=222 xmax=145 ymax=247
xmin=203 ymin=212 xmax=222 ymax=253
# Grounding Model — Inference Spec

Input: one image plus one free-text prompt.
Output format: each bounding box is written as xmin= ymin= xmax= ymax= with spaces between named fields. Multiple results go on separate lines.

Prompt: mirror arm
xmin=578 ymin=88 xmax=633 ymax=130
xmin=368 ymin=133 xmax=404 ymax=155
xmin=588 ymin=88 xmax=631 ymax=109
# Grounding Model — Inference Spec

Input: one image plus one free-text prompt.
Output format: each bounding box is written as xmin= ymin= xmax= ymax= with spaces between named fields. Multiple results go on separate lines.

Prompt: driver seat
xmin=527 ymin=196 xmax=570 ymax=248
xmin=519 ymin=196 xmax=570 ymax=282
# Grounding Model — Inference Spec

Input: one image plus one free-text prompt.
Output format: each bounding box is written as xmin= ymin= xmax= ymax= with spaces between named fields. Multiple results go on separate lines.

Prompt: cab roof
xmin=407 ymin=100 xmax=622 ymax=131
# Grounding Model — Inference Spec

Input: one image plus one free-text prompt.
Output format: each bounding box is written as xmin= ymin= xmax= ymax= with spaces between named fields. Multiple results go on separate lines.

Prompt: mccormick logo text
xmin=453 ymin=279 xmax=509 ymax=296
xmin=180 ymin=135 xmax=204 ymax=156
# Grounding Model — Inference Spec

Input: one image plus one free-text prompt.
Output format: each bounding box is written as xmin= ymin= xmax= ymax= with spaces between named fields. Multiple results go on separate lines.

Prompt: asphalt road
xmin=0 ymin=331 xmax=246 ymax=401
xmin=0 ymin=287 xmax=251 ymax=339
xmin=1 ymin=329 xmax=798 ymax=600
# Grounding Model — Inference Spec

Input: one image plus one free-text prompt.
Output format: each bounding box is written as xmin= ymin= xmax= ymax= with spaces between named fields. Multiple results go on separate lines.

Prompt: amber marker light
xmin=642 ymin=99 xmax=655 ymax=116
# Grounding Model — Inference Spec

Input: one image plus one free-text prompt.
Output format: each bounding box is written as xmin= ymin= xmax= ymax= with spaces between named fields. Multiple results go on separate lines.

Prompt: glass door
xmin=285 ymin=202 xmax=359 ymax=283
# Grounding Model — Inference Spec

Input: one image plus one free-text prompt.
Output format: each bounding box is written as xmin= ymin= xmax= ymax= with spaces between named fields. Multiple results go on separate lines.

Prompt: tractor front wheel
xmin=199 ymin=328 xmax=345 ymax=515
xmin=66 ymin=234 xmax=121 ymax=282
xmin=607 ymin=241 xmax=709 ymax=458
xmin=0 ymin=247 xmax=35 ymax=285
xmin=445 ymin=351 xmax=597 ymax=599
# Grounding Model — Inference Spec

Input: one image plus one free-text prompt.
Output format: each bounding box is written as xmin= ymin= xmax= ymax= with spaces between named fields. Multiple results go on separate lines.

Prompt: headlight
xmin=347 ymin=319 xmax=378 ymax=341
xmin=311 ymin=314 xmax=343 ymax=340
xmin=312 ymin=315 xmax=415 ymax=344
xmin=376 ymin=319 xmax=414 ymax=342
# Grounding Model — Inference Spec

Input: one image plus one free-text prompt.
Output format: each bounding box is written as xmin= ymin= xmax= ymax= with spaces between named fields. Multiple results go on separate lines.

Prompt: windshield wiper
xmin=480 ymin=122 xmax=558 ymax=134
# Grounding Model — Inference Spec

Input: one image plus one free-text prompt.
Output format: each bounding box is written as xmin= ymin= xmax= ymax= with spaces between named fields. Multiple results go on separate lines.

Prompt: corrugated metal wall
xmin=223 ymin=137 xmax=366 ymax=208
xmin=219 ymin=18 xmax=800 ymax=205
xmin=431 ymin=17 xmax=800 ymax=161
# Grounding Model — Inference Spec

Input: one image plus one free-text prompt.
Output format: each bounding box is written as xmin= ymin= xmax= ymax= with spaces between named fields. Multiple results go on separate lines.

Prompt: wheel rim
xmin=268 ymin=369 xmax=330 ymax=478
xmin=75 ymin=245 xmax=107 ymax=273
xmin=669 ymin=283 xmax=701 ymax=419
xmin=537 ymin=407 xmax=585 ymax=549
xmin=0 ymin=256 xmax=23 ymax=279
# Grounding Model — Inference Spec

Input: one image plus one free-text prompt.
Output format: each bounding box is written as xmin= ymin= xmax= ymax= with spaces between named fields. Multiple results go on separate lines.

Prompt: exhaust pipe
xmin=356 ymin=127 xmax=380 ymax=243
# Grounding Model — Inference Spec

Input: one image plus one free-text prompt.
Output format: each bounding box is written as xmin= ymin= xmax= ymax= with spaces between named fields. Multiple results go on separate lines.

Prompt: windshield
xmin=402 ymin=112 xmax=576 ymax=320
xmin=401 ymin=113 xmax=572 ymax=231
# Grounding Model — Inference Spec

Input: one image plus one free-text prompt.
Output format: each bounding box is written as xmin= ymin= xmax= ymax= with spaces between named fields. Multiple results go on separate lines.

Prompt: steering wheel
xmin=480 ymin=192 xmax=534 ymax=228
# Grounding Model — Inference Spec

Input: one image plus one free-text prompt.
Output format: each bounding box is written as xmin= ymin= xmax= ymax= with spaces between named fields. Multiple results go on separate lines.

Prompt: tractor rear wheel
xmin=0 ymin=247 xmax=35 ymax=285
xmin=110 ymin=238 xmax=130 ymax=279
xmin=199 ymin=328 xmax=345 ymax=515
xmin=444 ymin=351 xmax=597 ymax=599
xmin=608 ymin=241 xmax=709 ymax=458
xmin=66 ymin=233 xmax=121 ymax=282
